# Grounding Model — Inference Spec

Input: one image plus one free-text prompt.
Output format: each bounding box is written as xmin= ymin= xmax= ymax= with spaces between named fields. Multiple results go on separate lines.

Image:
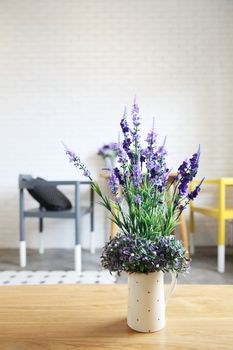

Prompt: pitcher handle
xmin=165 ymin=272 xmax=177 ymax=305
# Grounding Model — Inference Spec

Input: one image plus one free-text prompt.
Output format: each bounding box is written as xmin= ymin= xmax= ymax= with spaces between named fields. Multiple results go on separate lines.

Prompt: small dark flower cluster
xmin=97 ymin=143 xmax=118 ymax=158
xmin=101 ymin=234 xmax=190 ymax=275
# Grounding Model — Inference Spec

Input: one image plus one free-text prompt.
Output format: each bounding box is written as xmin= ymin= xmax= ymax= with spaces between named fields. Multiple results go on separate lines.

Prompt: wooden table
xmin=0 ymin=285 xmax=232 ymax=349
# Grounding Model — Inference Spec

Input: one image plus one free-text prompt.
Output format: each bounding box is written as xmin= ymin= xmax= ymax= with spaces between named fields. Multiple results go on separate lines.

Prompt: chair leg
xmin=217 ymin=217 xmax=225 ymax=273
xmin=20 ymin=241 xmax=26 ymax=267
xmin=75 ymin=244 xmax=82 ymax=272
xmin=217 ymin=245 xmax=225 ymax=273
xmin=90 ymin=231 xmax=95 ymax=255
xmin=19 ymin=188 xmax=27 ymax=267
xmin=39 ymin=214 xmax=44 ymax=254
xmin=90 ymin=193 xmax=95 ymax=254
xmin=189 ymin=233 xmax=195 ymax=255
xmin=75 ymin=182 xmax=82 ymax=272
xmin=39 ymin=217 xmax=43 ymax=232
xmin=189 ymin=208 xmax=195 ymax=255
xmin=39 ymin=233 xmax=44 ymax=254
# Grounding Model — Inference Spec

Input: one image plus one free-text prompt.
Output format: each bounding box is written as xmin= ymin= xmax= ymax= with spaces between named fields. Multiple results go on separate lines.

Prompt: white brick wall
xmin=0 ymin=0 xmax=233 ymax=249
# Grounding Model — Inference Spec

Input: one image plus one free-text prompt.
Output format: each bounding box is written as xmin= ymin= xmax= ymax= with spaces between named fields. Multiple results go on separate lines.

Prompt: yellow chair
xmin=189 ymin=178 xmax=233 ymax=273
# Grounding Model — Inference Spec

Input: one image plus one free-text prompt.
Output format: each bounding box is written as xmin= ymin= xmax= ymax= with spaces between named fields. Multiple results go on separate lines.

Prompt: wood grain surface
xmin=0 ymin=284 xmax=232 ymax=350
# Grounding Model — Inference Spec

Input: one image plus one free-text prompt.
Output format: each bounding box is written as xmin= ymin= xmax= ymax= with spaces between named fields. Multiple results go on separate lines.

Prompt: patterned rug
xmin=0 ymin=270 xmax=116 ymax=285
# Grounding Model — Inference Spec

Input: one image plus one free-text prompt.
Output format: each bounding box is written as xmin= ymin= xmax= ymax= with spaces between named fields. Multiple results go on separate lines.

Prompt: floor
xmin=0 ymin=270 xmax=116 ymax=285
xmin=0 ymin=247 xmax=232 ymax=284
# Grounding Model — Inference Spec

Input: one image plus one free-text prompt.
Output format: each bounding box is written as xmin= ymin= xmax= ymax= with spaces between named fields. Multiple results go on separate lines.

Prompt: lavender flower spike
xmin=157 ymin=137 xmax=167 ymax=156
xmin=189 ymin=145 xmax=201 ymax=177
xmin=188 ymin=177 xmax=205 ymax=201
xmin=146 ymin=130 xmax=157 ymax=145
xmin=114 ymin=144 xmax=127 ymax=164
xmin=131 ymin=164 xmax=142 ymax=186
xmin=63 ymin=142 xmax=93 ymax=181
xmin=120 ymin=107 xmax=130 ymax=134
xmin=131 ymin=96 xmax=140 ymax=127
xmin=108 ymin=171 xmax=119 ymax=195
xmin=62 ymin=142 xmax=81 ymax=166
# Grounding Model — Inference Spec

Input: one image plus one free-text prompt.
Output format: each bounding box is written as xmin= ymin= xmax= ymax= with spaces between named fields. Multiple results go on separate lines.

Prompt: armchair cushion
xmin=27 ymin=177 xmax=72 ymax=211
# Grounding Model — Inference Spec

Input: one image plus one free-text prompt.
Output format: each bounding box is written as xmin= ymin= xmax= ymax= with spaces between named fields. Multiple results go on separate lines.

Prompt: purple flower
xmin=178 ymin=159 xmax=189 ymax=176
xmin=157 ymin=145 xmax=167 ymax=156
xmin=108 ymin=172 xmax=119 ymax=195
xmin=143 ymin=146 xmax=153 ymax=159
xmin=98 ymin=143 xmax=117 ymax=158
xmin=83 ymin=169 xmax=91 ymax=178
xmin=64 ymin=144 xmax=92 ymax=181
xmin=101 ymin=234 xmax=190 ymax=274
xmin=146 ymin=130 xmax=157 ymax=145
xmin=178 ymin=147 xmax=200 ymax=180
xmin=134 ymin=194 xmax=142 ymax=205
xmin=178 ymin=176 xmax=190 ymax=196
xmin=131 ymin=130 xmax=140 ymax=144
xmin=114 ymin=144 xmax=127 ymax=164
xmin=145 ymin=146 xmax=169 ymax=191
xmin=113 ymin=167 xmax=125 ymax=185
xmin=178 ymin=204 xmax=184 ymax=213
xmin=177 ymin=147 xmax=201 ymax=197
xmin=131 ymin=98 xmax=140 ymax=127
xmin=131 ymin=165 xmax=142 ymax=186
xmin=120 ymin=108 xmax=130 ymax=135
xmin=150 ymin=172 xmax=166 ymax=192
xmin=130 ymin=152 xmax=137 ymax=164
xmin=65 ymin=148 xmax=81 ymax=167
xmin=158 ymin=168 xmax=170 ymax=192
xmin=146 ymin=159 xmax=160 ymax=171
xmin=187 ymin=186 xmax=200 ymax=200
xmin=120 ymin=118 xmax=130 ymax=134
xmin=140 ymin=149 xmax=146 ymax=163
xmin=122 ymin=137 xmax=132 ymax=153
xmin=189 ymin=146 xmax=200 ymax=177
xmin=188 ymin=178 xmax=204 ymax=201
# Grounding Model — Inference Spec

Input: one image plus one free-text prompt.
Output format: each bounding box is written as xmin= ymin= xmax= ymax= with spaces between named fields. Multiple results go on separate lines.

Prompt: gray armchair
xmin=19 ymin=174 xmax=95 ymax=272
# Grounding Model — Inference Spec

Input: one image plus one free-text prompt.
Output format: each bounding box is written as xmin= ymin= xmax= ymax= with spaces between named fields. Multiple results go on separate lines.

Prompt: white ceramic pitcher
xmin=127 ymin=271 xmax=177 ymax=333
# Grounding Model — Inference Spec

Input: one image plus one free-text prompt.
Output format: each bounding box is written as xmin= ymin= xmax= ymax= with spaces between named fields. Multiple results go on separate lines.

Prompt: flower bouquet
xmin=65 ymin=99 xmax=203 ymax=332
